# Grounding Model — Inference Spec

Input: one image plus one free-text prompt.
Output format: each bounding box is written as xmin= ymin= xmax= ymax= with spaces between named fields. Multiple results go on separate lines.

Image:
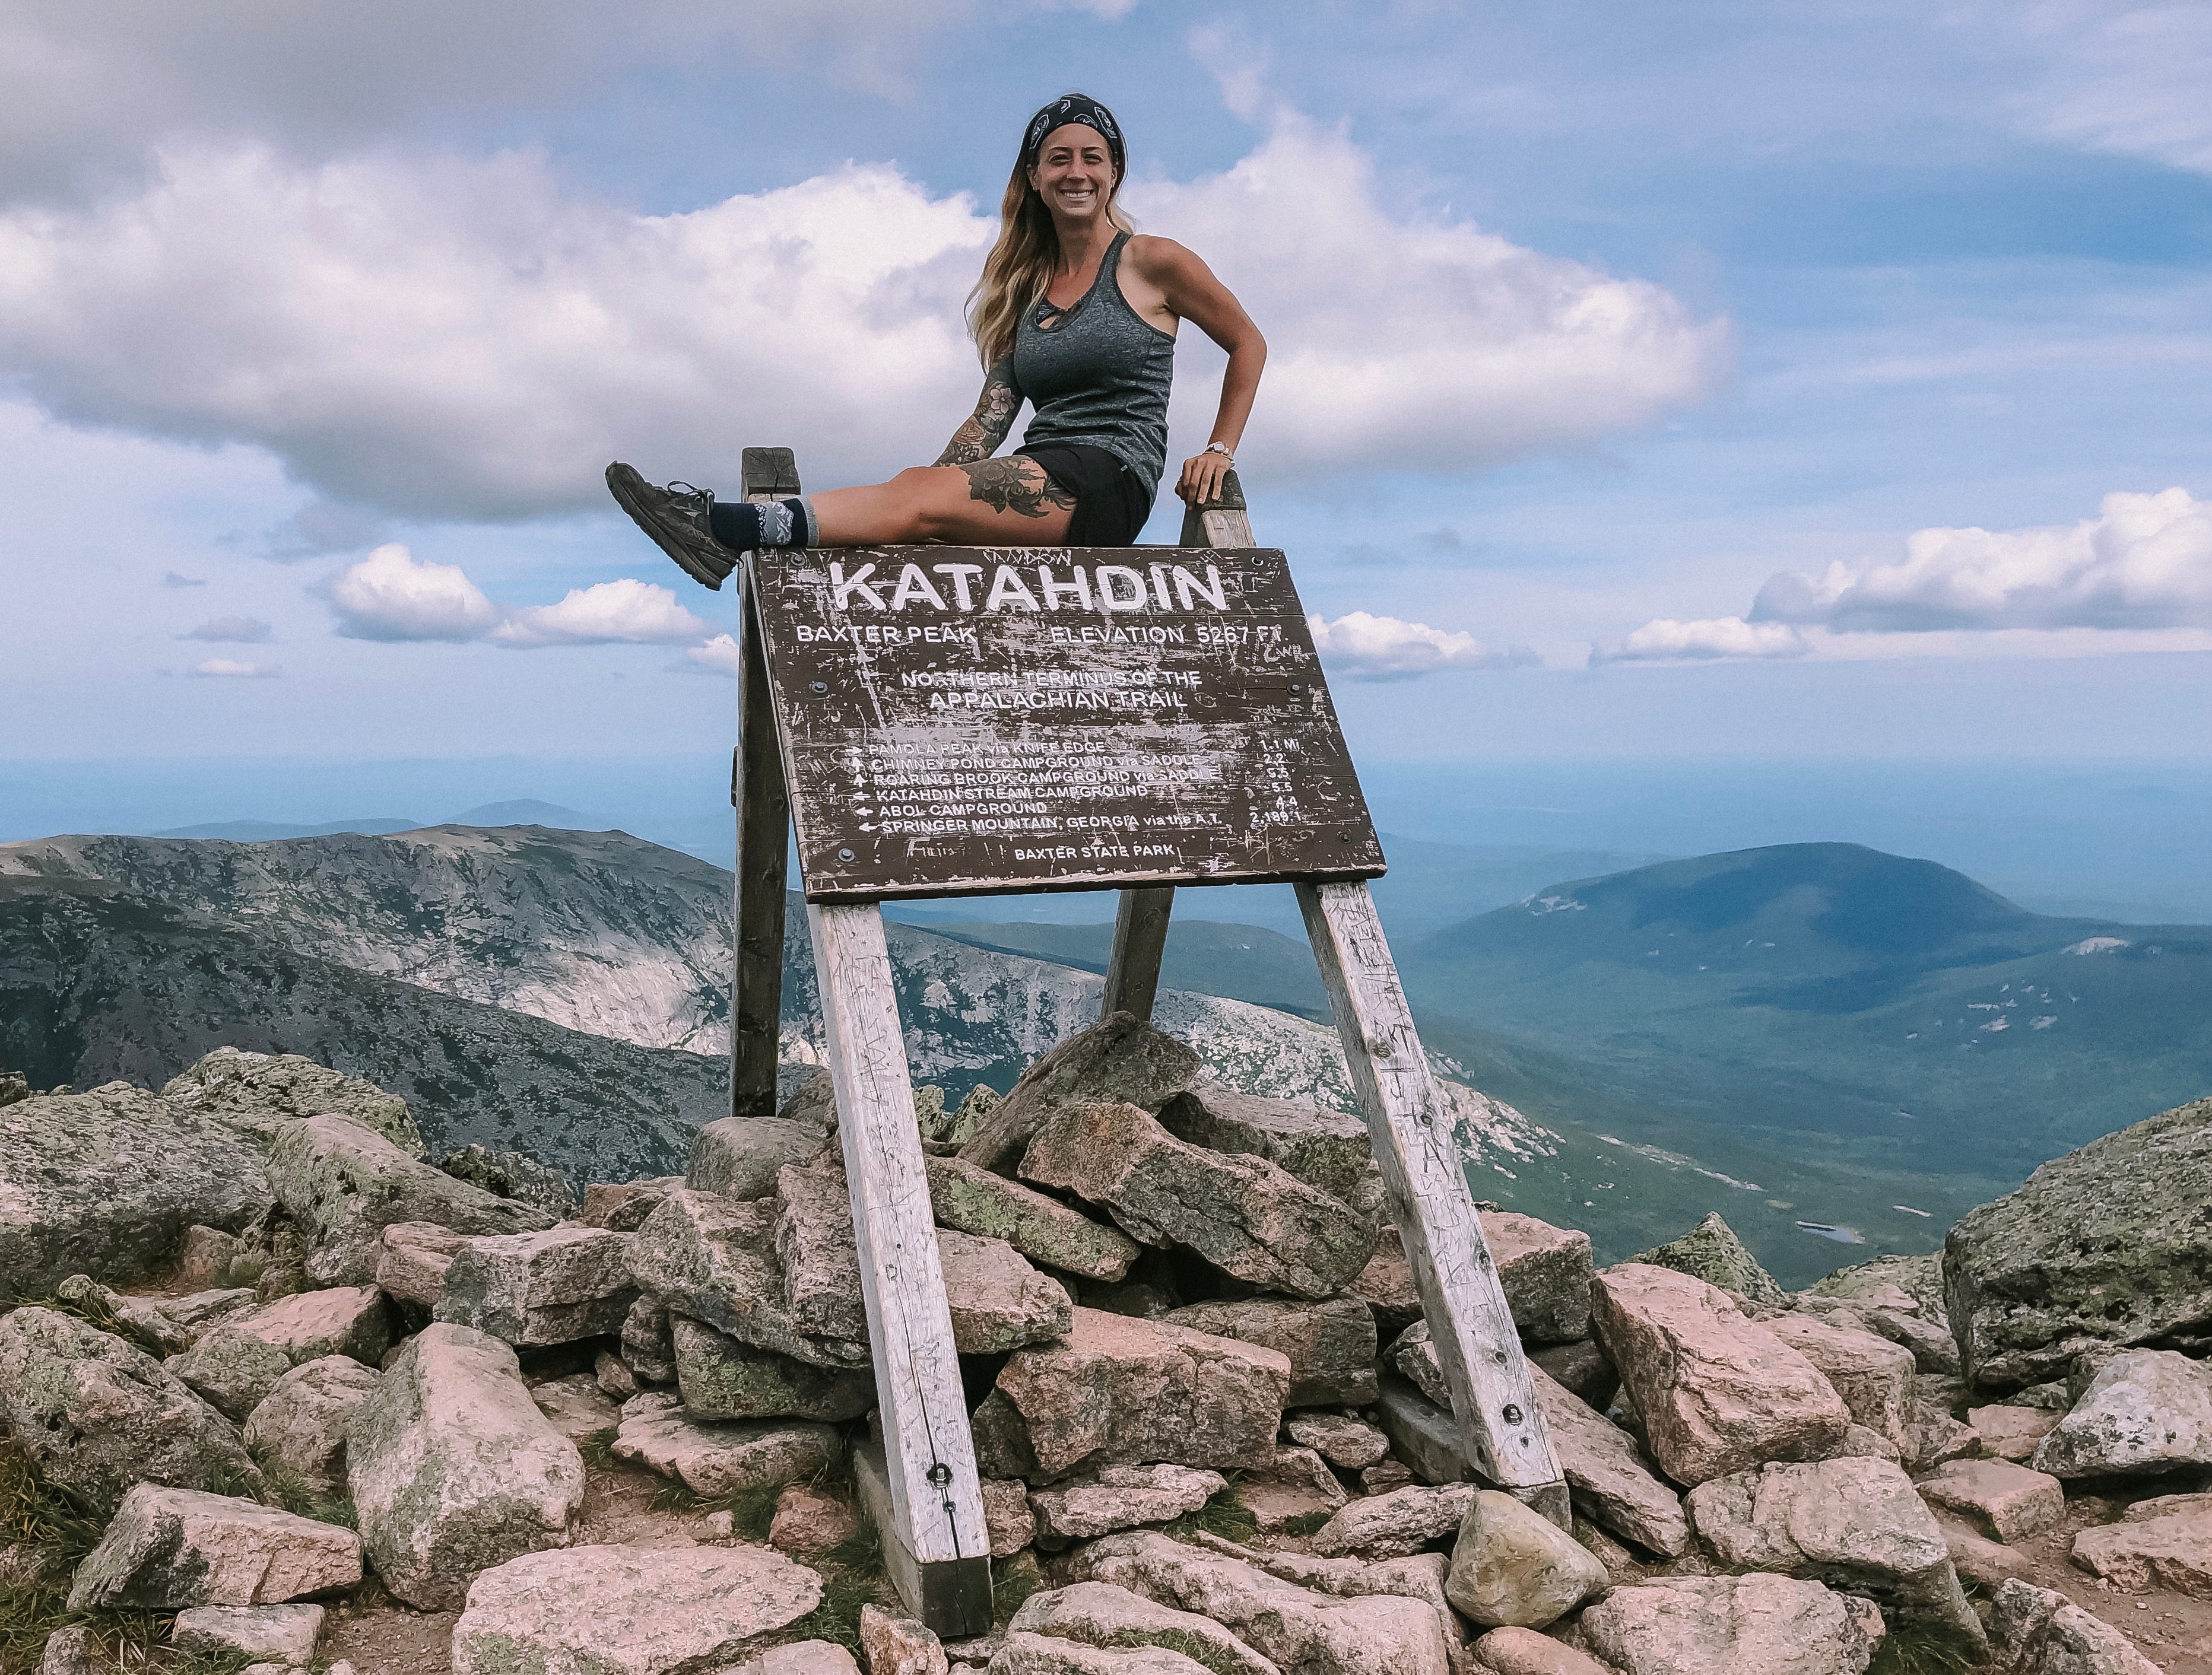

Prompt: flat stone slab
xmin=974 ymin=1308 xmax=1290 ymax=1480
xmin=1915 ymin=1459 xmax=2066 ymax=1544
xmin=671 ymin=1314 xmax=875 ymax=1422
xmin=241 ymin=1286 xmax=391 ymax=1365
xmin=1311 ymin=1485 xmax=1477 ymax=1560
xmin=1029 ymin=1465 xmax=1227 ymax=1544
xmin=170 ymin=1604 xmax=325 ymax=1667
xmin=1156 ymin=1083 xmax=1374 ymax=1206
xmin=1968 ymin=1403 xmax=2061 ymax=1463
xmin=1570 ymin=1574 xmax=1883 ymax=1675
xmin=1009 ymin=1581 xmax=1279 ymax=1675
xmin=927 ymin=1153 xmax=1142 ymax=1283
xmin=630 ymin=1188 xmax=869 ymax=1369
xmin=940 ymin=1228 xmax=1075 ymax=1355
xmin=1762 ymin=1311 xmax=1916 ymax=1452
xmin=957 ymin=1013 xmax=1201 ymax=1175
xmin=1470 ymin=1626 xmax=1615 ymax=1675
xmin=2070 ymin=1506 xmax=2212 ymax=1597
xmin=529 ymin=1374 xmax=621 ymax=1443
xmin=68 ymin=1485 xmax=361 ymax=1609
xmin=1590 ymin=1263 xmax=1851 ymax=1487
xmin=1527 ymin=1363 xmax=1690 ymax=1558
xmin=991 ymin=1634 xmax=1212 ymax=1675
xmin=450 ymin=1543 xmax=823 ymax=1675
xmin=611 ymin=1390 xmax=842 ymax=1497
xmin=433 ymin=1226 xmax=639 ymax=1346
xmin=689 ymin=1113 xmax=832 ymax=1200
xmin=242 ymin=1356 xmax=383 ymax=1494
xmin=1021 ymin=1102 xmax=1375 ymax=1301
xmin=1481 ymin=1212 xmax=1595 ymax=1346
xmin=2030 ymin=1349 xmax=2212 ymax=1479
xmin=1284 ymin=1412 xmax=1389 ymax=1470
xmin=1164 ymin=1297 xmax=1377 ymax=1408
xmin=375 ymin=1222 xmax=470 ymax=1308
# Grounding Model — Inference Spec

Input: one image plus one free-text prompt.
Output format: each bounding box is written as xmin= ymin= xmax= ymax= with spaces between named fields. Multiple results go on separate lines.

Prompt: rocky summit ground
xmin=2 ymin=1032 xmax=2208 ymax=1675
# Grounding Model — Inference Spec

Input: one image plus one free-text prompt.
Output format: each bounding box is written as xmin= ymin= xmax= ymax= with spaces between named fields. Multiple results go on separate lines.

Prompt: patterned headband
xmin=1020 ymin=93 xmax=1125 ymax=175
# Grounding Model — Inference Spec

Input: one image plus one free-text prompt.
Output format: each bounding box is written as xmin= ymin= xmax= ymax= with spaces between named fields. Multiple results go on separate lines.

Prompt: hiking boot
xmin=605 ymin=462 xmax=734 ymax=590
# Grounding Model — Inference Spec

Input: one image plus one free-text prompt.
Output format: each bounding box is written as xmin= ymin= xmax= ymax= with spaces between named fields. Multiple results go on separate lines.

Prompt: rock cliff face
xmin=0 ymin=828 xmax=1554 ymax=1171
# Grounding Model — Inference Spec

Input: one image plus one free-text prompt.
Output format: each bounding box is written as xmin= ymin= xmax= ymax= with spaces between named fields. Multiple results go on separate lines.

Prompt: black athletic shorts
xmin=1015 ymin=442 xmax=1154 ymax=546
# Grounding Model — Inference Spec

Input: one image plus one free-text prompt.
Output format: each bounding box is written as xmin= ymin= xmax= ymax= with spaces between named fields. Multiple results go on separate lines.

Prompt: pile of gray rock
xmin=4 ymin=1040 xmax=2206 ymax=1675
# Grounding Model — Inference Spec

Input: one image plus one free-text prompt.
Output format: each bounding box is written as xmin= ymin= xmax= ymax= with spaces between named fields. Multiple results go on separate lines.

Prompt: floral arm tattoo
xmin=934 ymin=360 xmax=1023 ymax=466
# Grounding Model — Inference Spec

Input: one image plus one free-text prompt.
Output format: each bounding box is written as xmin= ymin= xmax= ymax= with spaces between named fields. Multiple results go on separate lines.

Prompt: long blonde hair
xmin=968 ymin=125 xmax=1135 ymax=368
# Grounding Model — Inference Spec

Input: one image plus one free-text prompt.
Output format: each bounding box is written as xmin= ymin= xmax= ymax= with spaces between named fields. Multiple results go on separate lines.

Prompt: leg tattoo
xmin=961 ymin=458 xmax=1077 ymax=519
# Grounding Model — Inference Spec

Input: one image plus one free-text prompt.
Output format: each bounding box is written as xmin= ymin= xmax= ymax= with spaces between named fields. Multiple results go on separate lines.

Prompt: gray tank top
xmin=1011 ymin=233 xmax=1175 ymax=498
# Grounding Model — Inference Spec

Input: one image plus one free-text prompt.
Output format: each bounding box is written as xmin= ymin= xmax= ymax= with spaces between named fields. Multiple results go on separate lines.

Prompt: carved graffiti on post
xmin=750 ymin=545 xmax=1385 ymax=901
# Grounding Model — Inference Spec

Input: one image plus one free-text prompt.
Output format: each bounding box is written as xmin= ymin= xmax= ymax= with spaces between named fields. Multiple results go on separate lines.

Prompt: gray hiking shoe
xmin=605 ymin=462 xmax=733 ymax=590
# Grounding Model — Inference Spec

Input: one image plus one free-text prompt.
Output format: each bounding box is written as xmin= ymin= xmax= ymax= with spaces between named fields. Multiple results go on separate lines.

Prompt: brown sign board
xmin=748 ymin=545 xmax=1385 ymax=902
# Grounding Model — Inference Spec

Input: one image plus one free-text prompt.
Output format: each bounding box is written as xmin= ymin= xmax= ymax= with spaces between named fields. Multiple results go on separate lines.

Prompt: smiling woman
xmin=607 ymin=91 xmax=1266 ymax=581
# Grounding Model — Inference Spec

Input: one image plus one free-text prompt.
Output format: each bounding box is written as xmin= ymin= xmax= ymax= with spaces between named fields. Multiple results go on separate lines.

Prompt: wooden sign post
xmin=726 ymin=451 xmax=1566 ymax=1633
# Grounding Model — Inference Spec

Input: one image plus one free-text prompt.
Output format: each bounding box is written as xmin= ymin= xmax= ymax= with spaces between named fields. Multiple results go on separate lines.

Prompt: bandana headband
xmin=1020 ymin=93 xmax=1125 ymax=176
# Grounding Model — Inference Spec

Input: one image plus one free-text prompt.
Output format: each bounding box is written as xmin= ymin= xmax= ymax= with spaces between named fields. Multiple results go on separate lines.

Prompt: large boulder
xmin=972 ymin=1308 xmax=1291 ymax=1479
xmin=65 ymin=1484 xmax=360 ymax=1609
xmin=243 ymin=1356 xmax=383 ymax=1494
xmin=0 ymin=1305 xmax=261 ymax=1515
xmin=1526 ymin=1364 xmax=1690 ymax=1558
xmin=688 ymin=1113 xmax=832 ymax=1200
xmin=1163 ymin=1296 xmax=1377 ymax=1407
xmin=1156 ymin=1084 xmax=1375 ymax=1206
xmin=1028 ymin=1465 xmax=1226 ymax=1545
xmin=433 ymin=1226 xmax=639 ymax=1346
xmin=1986 ymin=1579 xmax=2162 ymax=1675
xmin=926 ymin=1154 xmax=1143 ymax=1283
xmin=2070 ymin=1498 xmax=2212 ymax=1597
xmin=993 ymin=1636 xmax=1210 ymax=1675
xmin=671 ymin=1315 xmax=875 ymax=1422
xmin=1570 ymin=1575 xmax=1881 ymax=1675
xmin=164 ymin=1323 xmax=295 ymax=1420
xmin=1760 ymin=1312 xmax=1917 ymax=1453
xmin=346 ymin=1321 xmax=585 ymax=1608
xmin=611 ymin=1390 xmax=842 ymax=1497
xmin=1590 ymin=1264 xmax=1851 ymax=1486
xmin=266 ymin=1115 xmax=554 ymax=1285
xmin=1483 ymin=1213 xmax=1595 ymax=1346
xmin=240 ymin=1285 xmax=392 ymax=1365
xmin=1285 ymin=1412 xmax=1390 ymax=1470
xmin=959 ymin=1013 xmax=1201 ymax=1174
xmin=2029 ymin=1349 xmax=2212 ymax=1479
xmin=1685 ymin=1457 xmax=1982 ymax=1652
xmin=439 ymin=1145 xmax=579 ymax=1219
xmin=374 ymin=1222 xmax=470 ymax=1307
xmin=0 ymin=1084 xmax=272 ymax=1299
xmin=162 ymin=1047 xmax=422 ymax=1155
xmin=1627 ymin=1214 xmax=1786 ymax=1309
xmin=629 ymin=1188 xmax=869 ymax=1369
xmin=1944 ymin=1095 xmax=2212 ymax=1392
xmin=1009 ymin=1581 xmax=1277 ymax=1675
xmin=1914 ymin=1458 xmax=2066 ymax=1544
xmin=450 ymin=1544 xmax=822 ymax=1675
xmin=940 ymin=1229 xmax=1077 ymax=1354
xmin=1021 ymin=1102 xmax=1375 ymax=1300
xmin=170 ymin=1603 xmax=326 ymax=1667
xmin=1065 ymin=1531 xmax=1451 ymax=1675
xmin=1443 ymin=1489 xmax=1609 ymax=1629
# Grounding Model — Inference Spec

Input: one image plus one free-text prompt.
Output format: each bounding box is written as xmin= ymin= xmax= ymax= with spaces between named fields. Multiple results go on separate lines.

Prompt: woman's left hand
xmin=1176 ymin=449 xmax=1234 ymax=507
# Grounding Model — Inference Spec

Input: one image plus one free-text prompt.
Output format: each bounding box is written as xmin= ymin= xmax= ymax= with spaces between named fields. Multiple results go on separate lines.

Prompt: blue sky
xmin=4 ymin=2 xmax=2209 ymax=822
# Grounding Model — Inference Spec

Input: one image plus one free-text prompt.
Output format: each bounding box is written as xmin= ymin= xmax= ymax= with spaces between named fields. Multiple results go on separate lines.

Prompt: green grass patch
xmin=0 ymin=1438 xmax=183 ymax=1674
xmin=1164 ymin=1477 xmax=1258 ymax=1545
xmin=696 ymin=1483 xmax=782 ymax=1543
xmin=18 ymin=1291 xmax=164 ymax=1361
xmin=1276 ymin=1509 xmax=1334 ymax=1537
xmin=648 ymin=1480 xmax=700 ymax=1514
xmin=1868 ymin=1620 xmax=1982 ymax=1675
xmin=578 ymin=1426 xmax=622 ymax=1471
xmin=792 ymin=1525 xmax=888 ymax=1651
xmin=256 ymin=1465 xmax=356 ymax=1531
xmin=991 ymin=1551 xmax=1042 ymax=1629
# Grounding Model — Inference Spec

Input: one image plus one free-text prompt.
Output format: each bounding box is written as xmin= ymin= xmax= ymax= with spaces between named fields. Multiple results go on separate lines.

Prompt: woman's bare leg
xmin=811 ymin=460 xmax=1074 ymax=546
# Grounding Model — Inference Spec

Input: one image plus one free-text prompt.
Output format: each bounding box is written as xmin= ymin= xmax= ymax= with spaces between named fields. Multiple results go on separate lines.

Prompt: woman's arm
xmin=1128 ymin=238 xmax=1267 ymax=506
xmin=935 ymin=360 xmax=1025 ymax=467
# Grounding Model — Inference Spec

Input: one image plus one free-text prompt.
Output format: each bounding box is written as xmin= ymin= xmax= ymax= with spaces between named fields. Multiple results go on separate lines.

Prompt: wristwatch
xmin=1203 ymin=442 xmax=1234 ymax=463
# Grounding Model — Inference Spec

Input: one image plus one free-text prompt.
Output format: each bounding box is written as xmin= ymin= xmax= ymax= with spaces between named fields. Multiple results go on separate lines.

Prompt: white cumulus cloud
xmin=326 ymin=543 xmax=500 ymax=642
xmin=1750 ymin=487 xmax=2212 ymax=632
xmin=492 ymin=579 xmax=713 ymax=648
xmin=1308 ymin=611 xmax=1537 ymax=680
xmin=189 ymin=657 xmax=278 ymax=678
xmin=1589 ymin=617 xmax=1810 ymax=665
xmin=686 ymin=633 xmax=744 ymax=676
xmin=1132 ymin=115 xmax=1729 ymax=478
xmin=0 ymin=112 xmax=1724 ymax=520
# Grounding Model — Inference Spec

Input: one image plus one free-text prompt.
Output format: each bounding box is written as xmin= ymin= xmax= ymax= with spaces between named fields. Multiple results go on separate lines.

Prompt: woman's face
xmin=1027 ymin=123 xmax=1116 ymax=221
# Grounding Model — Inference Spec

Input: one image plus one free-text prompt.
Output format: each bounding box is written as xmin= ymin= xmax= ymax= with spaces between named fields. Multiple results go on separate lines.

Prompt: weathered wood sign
xmin=750 ymin=545 xmax=1385 ymax=901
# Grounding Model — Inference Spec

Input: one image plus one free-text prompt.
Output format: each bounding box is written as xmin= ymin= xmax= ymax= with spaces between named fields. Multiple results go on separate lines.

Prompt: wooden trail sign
xmin=749 ymin=545 xmax=1385 ymax=901
xmin=724 ymin=449 xmax=1565 ymax=1637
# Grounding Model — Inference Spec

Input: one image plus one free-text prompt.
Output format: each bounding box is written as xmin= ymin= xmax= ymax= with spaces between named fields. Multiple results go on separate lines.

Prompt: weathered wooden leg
xmin=1176 ymin=466 xmax=1255 ymax=548
xmin=807 ymin=902 xmax=993 ymax=1634
xmin=1297 ymin=880 xmax=1570 ymax=1525
xmin=729 ymin=449 xmax=801 ymax=1118
xmin=1101 ymin=886 xmax=1175 ymax=1022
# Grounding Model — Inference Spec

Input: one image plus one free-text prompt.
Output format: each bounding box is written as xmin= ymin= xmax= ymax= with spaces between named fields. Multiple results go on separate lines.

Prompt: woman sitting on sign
xmin=608 ymin=92 xmax=1265 ymax=581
